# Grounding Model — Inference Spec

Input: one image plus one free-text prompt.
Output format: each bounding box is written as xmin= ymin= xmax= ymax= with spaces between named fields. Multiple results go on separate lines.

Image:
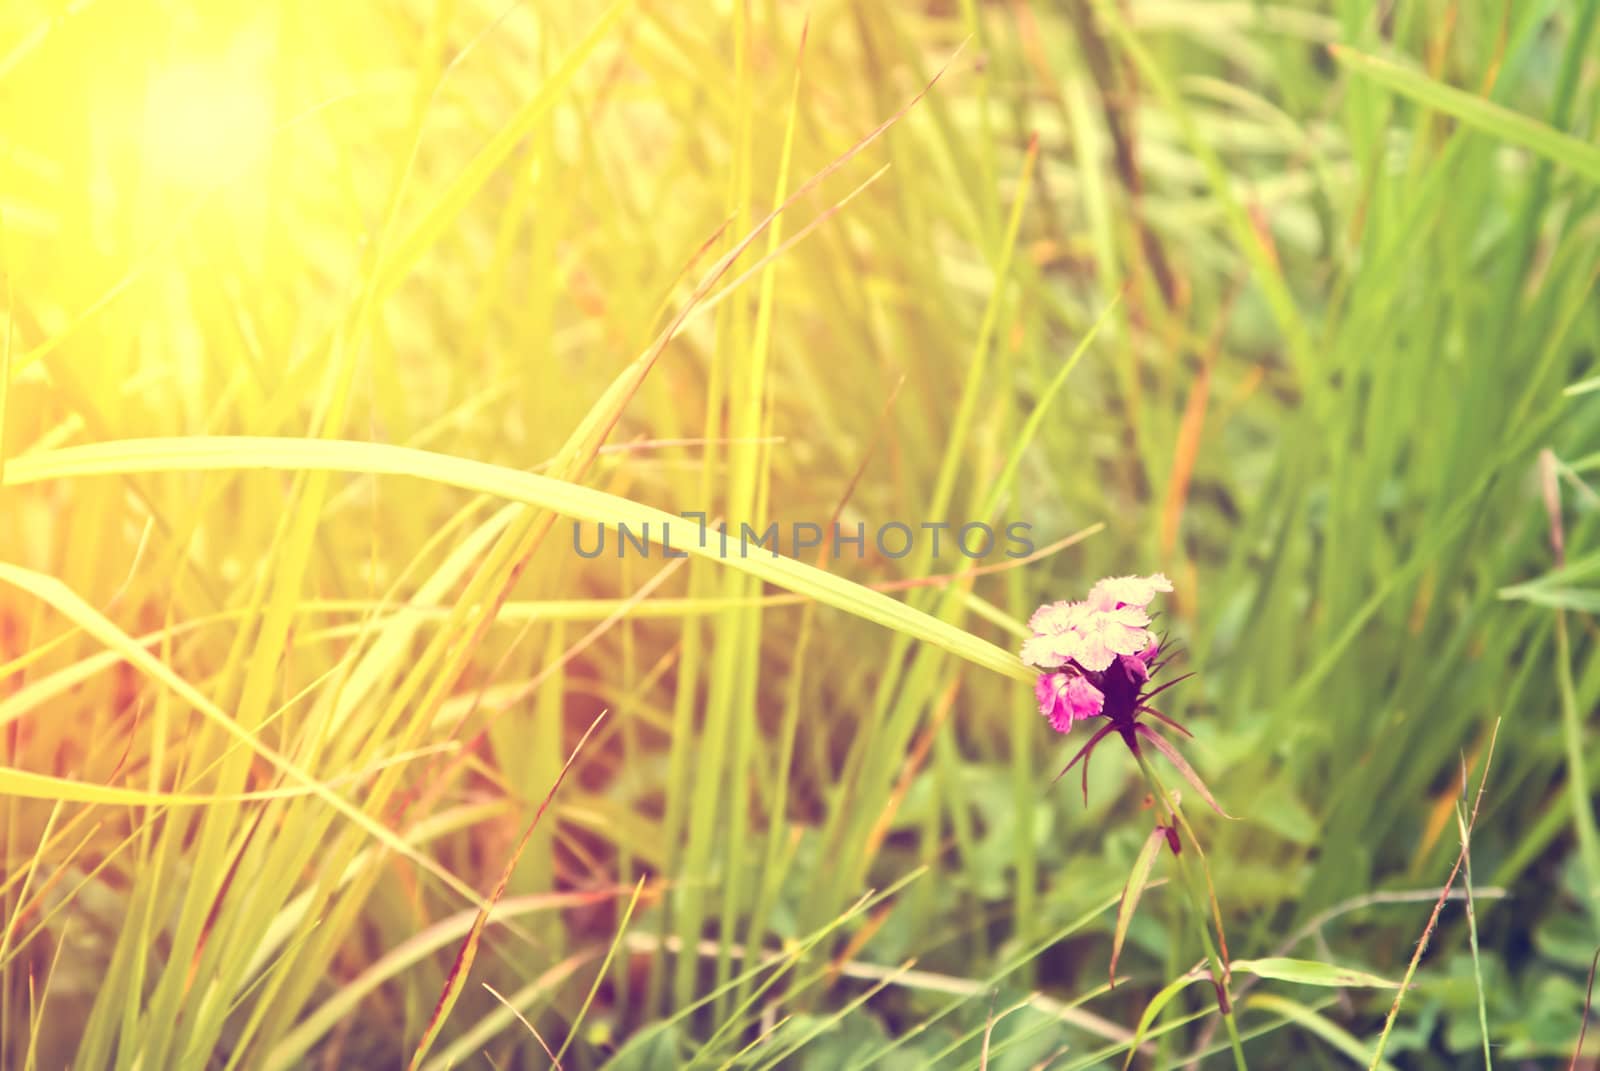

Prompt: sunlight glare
xmin=142 ymin=63 xmax=273 ymax=190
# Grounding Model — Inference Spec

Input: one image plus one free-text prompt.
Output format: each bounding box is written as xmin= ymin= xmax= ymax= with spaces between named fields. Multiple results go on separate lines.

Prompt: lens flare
xmin=142 ymin=63 xmax=272 ymax=190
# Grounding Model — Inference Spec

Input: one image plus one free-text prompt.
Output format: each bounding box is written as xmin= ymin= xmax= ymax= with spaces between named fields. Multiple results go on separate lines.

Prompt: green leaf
xmin=1121 ymin=970 xmax=1214 ymax=1071
xmin=1231 ymin=957 xmax=1399 ymax=989
xmin=1111 ymin=825 xmax=1169 ymax=983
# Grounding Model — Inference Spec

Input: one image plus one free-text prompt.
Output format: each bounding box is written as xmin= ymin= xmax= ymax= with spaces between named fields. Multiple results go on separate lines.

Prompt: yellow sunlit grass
xmin=3 ymin=0 xmax=1598 ymax=1067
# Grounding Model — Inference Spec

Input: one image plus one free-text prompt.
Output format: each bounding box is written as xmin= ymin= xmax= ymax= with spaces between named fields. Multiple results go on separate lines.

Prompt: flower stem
xmin=1133 ymin=748 xmax=1248 ymax=1071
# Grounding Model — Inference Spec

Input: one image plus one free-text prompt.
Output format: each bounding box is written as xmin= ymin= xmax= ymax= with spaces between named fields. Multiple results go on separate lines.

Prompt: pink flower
xmin=1088 ymin=573 xmax=1173 ymax=611
xmin=1020 ymin=600 xmax=1094 ymax=668
xmin=1035 ymin=671 xmax=1105 ymax=732
xmin=1069 ymin=604 xmax=1156 ymax=672
xmin=1022 ymin=573 xmax=1171 ymax=673
xmin=1023 ymin=573 xmax=1226 ymax=819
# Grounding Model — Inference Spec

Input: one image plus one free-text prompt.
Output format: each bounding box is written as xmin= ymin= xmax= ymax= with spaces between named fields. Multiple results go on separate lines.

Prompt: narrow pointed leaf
xmin=1120 ymin=970 xmax=1212 ymax=1071
xmin=1135 ymin=723 xmax=1235 ymax=819
xmin=1231 ymin=957 xmax=1399 ymax=989
xmin=1111 ymin=826 xmax=1169 ymax=985
xmin=1052 ymin=722 xmax=1115 ymax=786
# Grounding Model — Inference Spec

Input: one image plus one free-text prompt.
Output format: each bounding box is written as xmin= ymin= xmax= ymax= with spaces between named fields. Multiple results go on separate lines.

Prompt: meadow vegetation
xmin=1 ymin=0 xmax=1599 ymax=1067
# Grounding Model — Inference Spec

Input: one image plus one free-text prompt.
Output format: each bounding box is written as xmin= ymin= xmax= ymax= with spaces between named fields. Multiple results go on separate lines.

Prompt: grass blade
xmin=3 ymin=437 xmax=1034 ymax=682
xmin=1331 ymin=47 xmax=1600 ymax=186
xmin=1111 ymin=824 xmax=1169 ymax=985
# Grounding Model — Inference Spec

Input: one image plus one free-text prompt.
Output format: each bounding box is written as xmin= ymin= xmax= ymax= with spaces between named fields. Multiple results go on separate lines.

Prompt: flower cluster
xmin=1022 ymin=572 xmax=1225 ymax=815
xmin=1023 ymin=573 xmax=1172 ymax=731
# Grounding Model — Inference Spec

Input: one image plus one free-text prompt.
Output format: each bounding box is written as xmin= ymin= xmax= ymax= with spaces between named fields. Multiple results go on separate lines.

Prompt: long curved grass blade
xmin=3 ymin=437 xmax=1034 ymax=682
xmin=0 ymin=745 xmax=447 ymax=806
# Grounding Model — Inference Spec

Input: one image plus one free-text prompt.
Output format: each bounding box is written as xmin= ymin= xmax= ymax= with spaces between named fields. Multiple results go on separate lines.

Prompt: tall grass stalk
xmin=1131 ymin=748 xmax=1248 ymax=1071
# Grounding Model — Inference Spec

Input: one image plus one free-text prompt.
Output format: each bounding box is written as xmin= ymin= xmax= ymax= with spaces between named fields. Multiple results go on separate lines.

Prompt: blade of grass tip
xmin=716 ymin=1013 xmax=793 ymax=1070
xmin=920 ymin=996 xmax=1040 ymax=1070
xmin=1368 ymin=718 xmax=1501 ymax=1070
xmin=481 ymin=983 xmax=562 ymax=1071
xmin=829 ymin=959 xmax=1137 ymax=1049
xmin=1570 ymin=946 xmax=1600 ymax=1071
xmin=1412 ymin=730 xmax=1490 ymax=874
xmin=0 ymin=799 xmax=61 ymax=957
xmin=553 ymin=875 xmax=648 ymax=1067
xmin=264 ymin=889 xmax=629 ymax=1071
xmin=683 ymin=162 xmax=893 ymax=330
xmin=1 ymin=822 xmax=95 ymax=956
xmin=1113 ymin=825 xmax=1171 ymax=987
xmin=406 ymin=710 xmax=607 ymax=1071
xmin=417 ymin=950 xmax=599 ymax=1071
xmin=1455 ymin=797 xmax=1491 ymax=1071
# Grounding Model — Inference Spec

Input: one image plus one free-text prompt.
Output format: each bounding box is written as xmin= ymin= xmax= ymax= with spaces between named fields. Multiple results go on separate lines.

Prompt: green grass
xmin=2 ymin=0 xmax=1599 ymax=1067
